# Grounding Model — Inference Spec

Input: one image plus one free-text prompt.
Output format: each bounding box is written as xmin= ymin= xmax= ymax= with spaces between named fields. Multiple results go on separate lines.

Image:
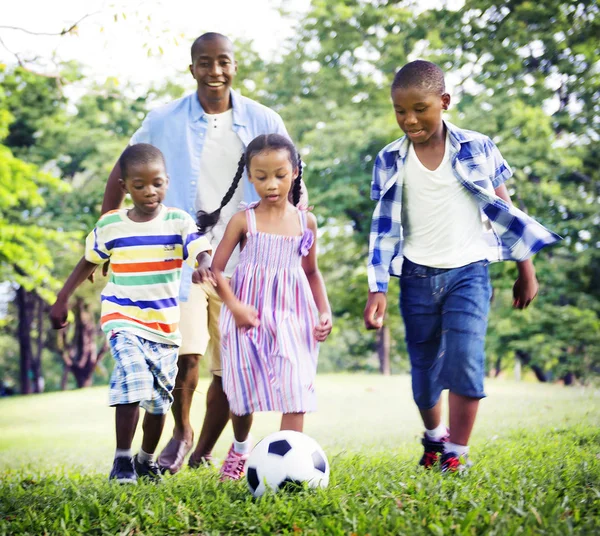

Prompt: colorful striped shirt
xmin=85 ymin=206 xmax=211 ymax=346
xmin=368 ymin=121 xmax=561 ymax=292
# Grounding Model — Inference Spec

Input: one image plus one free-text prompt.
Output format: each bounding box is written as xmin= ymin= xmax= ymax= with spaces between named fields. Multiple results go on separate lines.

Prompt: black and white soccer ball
xmin=245 ymin=430 xmax=330 ymax=498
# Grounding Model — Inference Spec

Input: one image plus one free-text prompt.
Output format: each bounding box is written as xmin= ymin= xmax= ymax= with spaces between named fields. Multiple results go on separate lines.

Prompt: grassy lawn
xmin=1 ymin=374 xmax=599 ymax=534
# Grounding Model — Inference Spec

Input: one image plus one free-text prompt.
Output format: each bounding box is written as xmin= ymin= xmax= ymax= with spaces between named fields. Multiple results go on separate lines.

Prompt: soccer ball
xmin=245 ymin=430 xmax=330 ymax=498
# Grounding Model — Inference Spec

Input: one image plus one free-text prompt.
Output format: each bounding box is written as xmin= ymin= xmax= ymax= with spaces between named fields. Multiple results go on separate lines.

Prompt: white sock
xmin=425 ymin=423 xmax=448 ymax=441
xmin=137 ymin=448 xmax=154 ymax=463
xmin=115 ymin=448 xmax=132 ymax=459
xmin=445 ymin=442 xmax=469 ymax=456
xmin=233 ymin=435 xmax=252 ymax=455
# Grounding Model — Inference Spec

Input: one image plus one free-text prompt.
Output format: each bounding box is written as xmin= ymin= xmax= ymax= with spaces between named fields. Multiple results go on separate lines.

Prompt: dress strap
xmin=245 ymin=207 xmax=257 ymax=234
xmin=298 ymin=208 xmax=307 ymax=233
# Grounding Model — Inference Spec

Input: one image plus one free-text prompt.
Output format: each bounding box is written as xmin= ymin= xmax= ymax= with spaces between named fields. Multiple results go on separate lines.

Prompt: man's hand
xmin=364 ymin=292 xmax=387 ymax=329
xmin=87 ymin=261 xmax=110 ymax=283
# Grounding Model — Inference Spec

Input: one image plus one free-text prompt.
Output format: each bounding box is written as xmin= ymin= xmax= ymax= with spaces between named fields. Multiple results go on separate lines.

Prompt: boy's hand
xmin=192 ymin=266 xmax=216 ymax=286
xmin=231 ymin=302 xmax=260 ymax=330
xmin=364 ymin=292 xmax=387 ymax=329
xmin=49 ymin=300 xmax=69 ymax=329
xmin=513 ymin=275 xmax=539 ymax=309
xmin=314 ymin=313 xmax=332 ymax=342
xmin=192 ymin=251 xmax=215 ymax=285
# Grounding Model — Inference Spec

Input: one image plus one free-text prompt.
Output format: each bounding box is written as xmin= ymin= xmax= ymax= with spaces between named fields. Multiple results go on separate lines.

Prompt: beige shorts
xmin=179 ymin=281 xmax=223 ymax=376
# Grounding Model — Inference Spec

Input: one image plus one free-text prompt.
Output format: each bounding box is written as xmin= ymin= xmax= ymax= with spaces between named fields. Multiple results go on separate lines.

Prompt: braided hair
xmin=197 ymin=134 xmax=303 ymax=234
xmin=197 ymin=154 xmax=245 ymax=234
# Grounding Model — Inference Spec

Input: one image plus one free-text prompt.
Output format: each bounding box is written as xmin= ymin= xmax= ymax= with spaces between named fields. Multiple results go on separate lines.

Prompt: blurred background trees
xmin=1 ymin=0 xmax=598 ymax=394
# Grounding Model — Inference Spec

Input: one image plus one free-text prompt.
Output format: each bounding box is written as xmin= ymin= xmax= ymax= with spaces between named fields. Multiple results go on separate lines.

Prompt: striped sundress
xmin=220 ymin=204 xmax=319 ymax=416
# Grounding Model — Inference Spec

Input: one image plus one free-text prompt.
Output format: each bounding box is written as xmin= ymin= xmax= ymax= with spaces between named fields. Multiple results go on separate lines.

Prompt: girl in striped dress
xmin=197 ymin=134 xmax=332 ymax=480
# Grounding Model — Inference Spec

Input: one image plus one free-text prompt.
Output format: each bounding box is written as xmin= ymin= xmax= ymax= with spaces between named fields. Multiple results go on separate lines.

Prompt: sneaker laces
xmin=220 ymin=449 xmax=245 ymax=479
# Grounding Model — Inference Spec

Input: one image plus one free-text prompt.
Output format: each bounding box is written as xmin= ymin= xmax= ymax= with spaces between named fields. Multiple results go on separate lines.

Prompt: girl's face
xmin=248 ymin=149 xmax=298 ymax=205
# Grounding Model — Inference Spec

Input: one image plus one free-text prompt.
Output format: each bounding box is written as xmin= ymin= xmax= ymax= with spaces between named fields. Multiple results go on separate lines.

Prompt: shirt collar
xmin=384 ymin=120 xmax=476 ymax=158
xmin=190 ymin=88 xmax=246 ymax=126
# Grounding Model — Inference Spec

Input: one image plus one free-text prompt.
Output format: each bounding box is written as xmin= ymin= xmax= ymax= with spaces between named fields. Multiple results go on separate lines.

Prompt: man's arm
xmin=101 ymin=159 xmax=126 ymax=214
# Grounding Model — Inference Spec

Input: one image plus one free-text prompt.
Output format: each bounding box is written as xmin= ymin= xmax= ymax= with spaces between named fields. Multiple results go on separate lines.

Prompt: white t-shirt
xmin=195 ymin=109 xmax=244 ymax=276
xmin=402 ymin=136 xmax=488 ymax=268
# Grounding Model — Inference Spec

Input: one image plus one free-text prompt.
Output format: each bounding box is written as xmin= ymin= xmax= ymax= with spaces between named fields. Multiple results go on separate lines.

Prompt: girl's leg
xmin=281 ymin=412 xmax=304 ymax=432
xmin=231 ymin=412 xmax=253 ymax=443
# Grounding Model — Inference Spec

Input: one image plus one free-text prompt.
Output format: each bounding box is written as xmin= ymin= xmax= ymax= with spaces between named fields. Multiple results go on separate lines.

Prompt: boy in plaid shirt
xmin=364 ymin=61 xmax=560 ymax=472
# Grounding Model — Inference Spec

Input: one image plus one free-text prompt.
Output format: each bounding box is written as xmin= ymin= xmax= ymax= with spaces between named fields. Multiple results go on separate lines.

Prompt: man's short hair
xmin=191 ymin=33 xmax=233 ymax=61
xmin=119 ymin=143 xmax=165 ymax=179
xmin=391 ymin=60 xmax=446 ymax=94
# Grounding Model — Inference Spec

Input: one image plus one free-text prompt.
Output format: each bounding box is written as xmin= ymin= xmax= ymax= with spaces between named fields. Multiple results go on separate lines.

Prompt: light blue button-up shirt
xmin=130 ymin=89 xmax=288 ymax=299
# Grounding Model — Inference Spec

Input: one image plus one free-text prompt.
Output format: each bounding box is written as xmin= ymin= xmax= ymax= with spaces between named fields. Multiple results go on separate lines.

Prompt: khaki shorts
xmin=179 ymin=281 xmax=223 ymax=376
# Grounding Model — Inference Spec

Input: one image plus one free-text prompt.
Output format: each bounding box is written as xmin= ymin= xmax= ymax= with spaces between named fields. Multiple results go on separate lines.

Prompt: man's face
xmin=189 ymin=36 xmax=237 ymax=106
xmin=391 ymin=86 xmax=450 ymax=145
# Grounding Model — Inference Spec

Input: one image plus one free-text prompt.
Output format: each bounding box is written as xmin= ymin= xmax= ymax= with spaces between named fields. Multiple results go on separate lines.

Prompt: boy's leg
xmin=158 ymin=283 xmax=210 ymax=473
xmin=400 ymin=258 xmax=447 ymax=467
xmin=439 ymin=261 xmax=491 ymax=471
xmin=190 ymin=282 xmax=230 ymax=467
xmin=116 ymin=402 xmax=140 ymax=449
xmin=138 ymin=341 xmax=179 ymax=481
xmin=281 ymin=412 xmax=304 ymax=432
xmin=220 ymin=413 xmax=253 ymax=481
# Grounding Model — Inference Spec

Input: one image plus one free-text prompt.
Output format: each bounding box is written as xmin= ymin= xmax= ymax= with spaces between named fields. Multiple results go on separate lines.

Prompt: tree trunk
xmin=31 ymin=294 xmax=45 ymax=393
xmin=515 ymin=350 xmax=548 ymax=382
xmin=60 ymin=298 xmax=107 ymax=388
xmin=376 ymin=326 xmax=391 ymax=376
xmin=495 ymin=355 xmax=502 ymax=377
xmin=16 ymin=285 xmax=35 ymax=395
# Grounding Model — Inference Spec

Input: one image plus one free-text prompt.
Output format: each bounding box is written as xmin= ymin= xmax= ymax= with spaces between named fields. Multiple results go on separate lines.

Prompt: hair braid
xmin=197 ymin=153 xmax=245 ymax=234
xmin=292 ymin=154 xmax=303 ymax=206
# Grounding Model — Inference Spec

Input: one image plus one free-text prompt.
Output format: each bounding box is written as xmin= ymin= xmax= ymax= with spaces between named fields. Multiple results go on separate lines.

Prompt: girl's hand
xmin=192 ymin=266 xmax=216 ymax=286
xmin=232 ymin=302 xmax=260 ymax=329
xmin=49 ymin=300 xmax=69 ymax=329
xmin=314 ymin=313 xmax=332 ymax=342
xmin=513 ymin=274 xmax=539 ymax=309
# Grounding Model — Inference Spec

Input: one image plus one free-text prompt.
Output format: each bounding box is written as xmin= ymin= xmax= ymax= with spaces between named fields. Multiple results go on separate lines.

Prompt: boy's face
xmin=248 ymin=149 xmax=298 ymax=205
xmin=189 ymin=36 xmax=237 ymax=106
xmin=120 ymin=160 xmax=168 ymax=219
xmin=391 ymin=86 xmax=451 ymax=145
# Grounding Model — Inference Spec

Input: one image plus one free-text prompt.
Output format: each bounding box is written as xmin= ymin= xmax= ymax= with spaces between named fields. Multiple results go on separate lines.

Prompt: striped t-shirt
xmin=85 ymin=205 xmax=211 ymax=346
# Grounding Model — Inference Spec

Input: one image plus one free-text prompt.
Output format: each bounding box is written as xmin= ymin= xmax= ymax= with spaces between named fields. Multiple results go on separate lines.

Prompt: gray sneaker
xmin=109 ymin=456 xmax=137 ymax=484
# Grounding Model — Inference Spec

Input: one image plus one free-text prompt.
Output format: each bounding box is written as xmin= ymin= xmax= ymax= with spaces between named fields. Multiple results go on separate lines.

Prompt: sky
xmin=0 ymin=0 xmax=311 ymax=91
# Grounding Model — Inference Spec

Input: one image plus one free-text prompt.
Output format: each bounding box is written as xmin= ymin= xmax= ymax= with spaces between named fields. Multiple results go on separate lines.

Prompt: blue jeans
xmin=400 ymin=257 xmax=492 ymax=409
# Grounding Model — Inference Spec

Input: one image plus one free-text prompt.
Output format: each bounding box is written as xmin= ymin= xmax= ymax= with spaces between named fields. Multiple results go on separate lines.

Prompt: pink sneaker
xmin=219 ymin=444 xmax=249 ymax=481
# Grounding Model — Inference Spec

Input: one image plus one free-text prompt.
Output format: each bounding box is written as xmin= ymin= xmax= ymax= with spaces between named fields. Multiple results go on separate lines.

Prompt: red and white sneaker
xmin=419 ymin=430 xmax=450 ymax=469
xmin=219 ymin=444 xmax=249 ymax=481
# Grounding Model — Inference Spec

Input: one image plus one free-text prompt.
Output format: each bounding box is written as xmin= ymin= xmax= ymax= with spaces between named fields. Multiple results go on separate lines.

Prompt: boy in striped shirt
xmin=50 ymin=144 xmax=212 ymax=484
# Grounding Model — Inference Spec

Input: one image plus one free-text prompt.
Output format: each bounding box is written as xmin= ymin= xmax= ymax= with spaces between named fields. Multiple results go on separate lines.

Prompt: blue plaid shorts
xmin=108 ymin=331 xmax=179 ymax=415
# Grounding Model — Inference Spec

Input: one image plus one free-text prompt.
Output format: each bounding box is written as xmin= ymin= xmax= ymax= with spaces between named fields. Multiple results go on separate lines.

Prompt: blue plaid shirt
xmin=367 ymin=121 xmax=561 ymax=293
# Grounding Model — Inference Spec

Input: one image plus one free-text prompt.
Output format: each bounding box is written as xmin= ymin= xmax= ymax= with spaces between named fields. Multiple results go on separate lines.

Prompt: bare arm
xmin=102 ymin=159 xmax=126 ymax=214
xmin=49 ymin=257 xmax=100 ymax=329
xmin=212 ymin=213 xmax=260 ymax=328
xmin=494 ymin=183 xmax=538 ymax=308
xmin=301 ymin=212 xmax=332 ymax=341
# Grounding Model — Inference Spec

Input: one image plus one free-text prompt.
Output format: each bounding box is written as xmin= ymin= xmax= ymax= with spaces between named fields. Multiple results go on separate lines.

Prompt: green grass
xmin=1 ymin=374 xmax=599 ymax=534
